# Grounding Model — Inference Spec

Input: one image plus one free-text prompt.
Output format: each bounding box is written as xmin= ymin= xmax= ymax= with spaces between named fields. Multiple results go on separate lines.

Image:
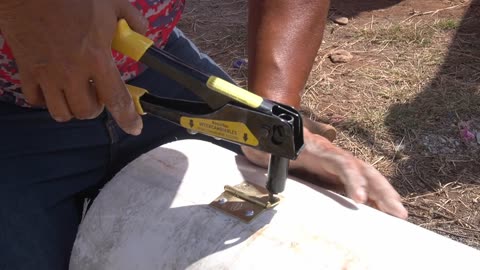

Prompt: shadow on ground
xmin=384 ymin=0 xmax=480 ymax=194
xmin=330 ymin=0 xmax=403 ymax=18
xmin=316 ymin=0 xmax=480 ymax=195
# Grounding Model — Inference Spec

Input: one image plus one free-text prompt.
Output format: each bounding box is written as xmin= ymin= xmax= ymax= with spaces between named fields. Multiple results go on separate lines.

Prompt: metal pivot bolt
xmin=218 ymin=197 xmax=228 ymax=205
xmin=187 ymin=129 xmax=198 ymax=135
xmin=245 ymin=210 xmax=255 ymax=217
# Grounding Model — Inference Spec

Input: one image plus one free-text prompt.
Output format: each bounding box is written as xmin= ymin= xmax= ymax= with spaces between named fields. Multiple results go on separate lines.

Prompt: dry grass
xmin=305 ymin=8 xmax=480 ymax=248
xmin=179 ymin=1 xmax=248 ymax=86
xmin=405 ymin=182 xmax=480 ymax=248
xmin=179 ymin=0 xmax=480 ymax=249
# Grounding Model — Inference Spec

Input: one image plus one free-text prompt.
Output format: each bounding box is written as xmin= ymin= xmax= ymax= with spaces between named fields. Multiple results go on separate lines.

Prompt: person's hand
xmin=242 ymin=128 xmax=409 ymax=219
xmin=0 ymin=0 xmax=148 ymax=135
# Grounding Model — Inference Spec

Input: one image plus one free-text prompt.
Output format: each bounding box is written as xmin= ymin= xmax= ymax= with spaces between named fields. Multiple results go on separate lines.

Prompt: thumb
xmin=118 ymin=2 xmax=149 ymax=35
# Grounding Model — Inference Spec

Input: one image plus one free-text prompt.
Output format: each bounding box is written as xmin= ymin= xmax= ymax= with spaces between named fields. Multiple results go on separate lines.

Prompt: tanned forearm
xmin=248 ymin=0 xmax=330 ymax=108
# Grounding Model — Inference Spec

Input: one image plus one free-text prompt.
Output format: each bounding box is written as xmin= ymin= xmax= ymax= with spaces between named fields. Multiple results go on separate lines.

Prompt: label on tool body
xmin=180 ymin=117 xmax=259 ymax=146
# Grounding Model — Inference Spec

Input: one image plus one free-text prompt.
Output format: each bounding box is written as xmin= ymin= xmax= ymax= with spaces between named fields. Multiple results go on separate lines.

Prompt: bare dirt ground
xmin=178 ymin=0 xmax=480 ymax=249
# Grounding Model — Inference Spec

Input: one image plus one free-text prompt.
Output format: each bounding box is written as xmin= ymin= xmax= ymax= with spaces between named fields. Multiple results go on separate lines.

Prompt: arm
xmin=248 ymin=0 xmax=337 ymax=141
xmin=244 ymin=0 xmax=408 ymax=219
xmin=248 ymin=0 xmax=329 ymax=107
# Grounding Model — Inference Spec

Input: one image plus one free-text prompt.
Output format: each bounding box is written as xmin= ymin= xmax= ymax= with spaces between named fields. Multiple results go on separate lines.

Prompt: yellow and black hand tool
xmin=112 ymin=19 xmax=304 ymax=200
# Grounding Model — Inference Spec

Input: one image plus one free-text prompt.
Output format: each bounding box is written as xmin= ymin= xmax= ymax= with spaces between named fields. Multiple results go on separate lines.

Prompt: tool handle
xmin=112 ymin=19 xmax=270 ymax=110
xmin=126 ymin=85 xmax=148 ymax=115
xmin=112 ymin=19 xmax=154 ymax=61
xmin=206 ymin=76 xmax=264 ymax=109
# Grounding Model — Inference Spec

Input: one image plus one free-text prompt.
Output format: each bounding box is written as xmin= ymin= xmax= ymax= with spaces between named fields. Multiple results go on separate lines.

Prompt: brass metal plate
xmin=210 ymin=182 xmax=280 ymax=223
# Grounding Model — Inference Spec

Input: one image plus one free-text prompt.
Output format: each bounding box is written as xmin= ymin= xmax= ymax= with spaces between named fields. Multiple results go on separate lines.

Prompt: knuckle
xmin=30 ymin=61 xmax=49 ymax=78
xmin=339 ymin=158 xmax=355 ymax=172
xmin=89 ymin=50 xmax=112 ymax=74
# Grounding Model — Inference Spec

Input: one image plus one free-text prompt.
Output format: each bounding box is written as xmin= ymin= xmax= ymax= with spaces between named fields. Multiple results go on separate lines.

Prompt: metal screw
xmin=245 ymin=210 xmax=255 ymax=217
xmin=218 ymin=197 xmax=228 ymax=205
xmin=187 ymin=129 xmax=198 ymax=135
xmin=260 ymin=127 xmax=270 ymax=138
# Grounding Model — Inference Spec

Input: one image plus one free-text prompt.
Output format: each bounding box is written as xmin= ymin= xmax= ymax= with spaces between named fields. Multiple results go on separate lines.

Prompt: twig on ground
xmin=420 ymin=220 xmax=455 ymax=227
xmin=435 ymin=202 xmax=456 ymax=216
xmin=458 ymin=226 xmax=480 ymax=234
xmin=406 ymin=190 xmax=442 ymax=201
xmin=371 ymin=156 xmax=385 ymax=166
xmin=433 ymin=228 xmax=469 ymax=239
xmin=404 ymin=202 xmax=455 ymax=220
xmin=401 ymin=3 xmax=470 ymax=23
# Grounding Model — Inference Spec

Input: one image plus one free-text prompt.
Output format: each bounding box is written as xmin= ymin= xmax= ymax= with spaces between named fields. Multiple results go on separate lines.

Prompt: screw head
xmin=187 ymin=129 xmax=198 ymax=135
xmin=245 ymin=210 xmax=255 ymax=217
xmin=218 ymin=197 xmax=228 ymax=205
xmin=260 ymin=127 xmax=270 ymax=138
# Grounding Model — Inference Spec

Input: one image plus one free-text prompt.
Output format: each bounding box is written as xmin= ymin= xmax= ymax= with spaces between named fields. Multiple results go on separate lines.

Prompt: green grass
xmin=434 ymin=19 xmax=460 ymax=31
xmin=359 ymin=23 xmax=435 ymax=47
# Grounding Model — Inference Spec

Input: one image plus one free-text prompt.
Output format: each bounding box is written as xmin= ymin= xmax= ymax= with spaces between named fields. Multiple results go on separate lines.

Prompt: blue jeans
xmin=0 ymin=28 xmax=240 ymax=270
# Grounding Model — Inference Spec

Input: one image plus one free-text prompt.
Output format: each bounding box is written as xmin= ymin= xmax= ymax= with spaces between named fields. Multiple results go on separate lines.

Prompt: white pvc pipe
xmin=70 ymin=139 xmax=480 ymax=270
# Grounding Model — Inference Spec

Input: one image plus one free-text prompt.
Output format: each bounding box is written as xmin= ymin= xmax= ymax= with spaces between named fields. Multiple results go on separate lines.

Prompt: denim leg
xmin=0 ymin=104 xmax=112 ymax=270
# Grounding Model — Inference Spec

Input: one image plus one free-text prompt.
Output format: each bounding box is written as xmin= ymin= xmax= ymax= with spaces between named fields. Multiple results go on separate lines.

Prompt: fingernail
xmin=131 ymin=122 xmax=143 ymax=136
xmin=355 ymin=189 xmax=367 ymax=203
xmin=396 ymin=202 xmax=409 ymax=219
xmin=129 ymin=128 xmax=141 ymax=136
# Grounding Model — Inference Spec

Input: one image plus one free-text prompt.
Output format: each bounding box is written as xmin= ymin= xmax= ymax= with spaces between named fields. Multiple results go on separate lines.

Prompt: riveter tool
xmin=112 ymin=19 xmax=304 ymax=204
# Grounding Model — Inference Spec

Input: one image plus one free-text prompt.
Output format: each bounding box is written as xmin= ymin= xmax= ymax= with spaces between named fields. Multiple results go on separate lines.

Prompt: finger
xmin=241 ymin=146 xmax=270 ymax=168
xmin=338 ymin=161 xmax=368 ymax=203
xmin=94 ymin=54 xmax=142 ymax=135
xmin=33 ymin=65 xmax=73 ymax=122
xmin=118 ymin=2 xmax=149 ymax=34
xmin=363 ymin=165 xmax=409 ymax=219
xmin=42 ymin=87 xmax=73 ymax=122
xmin=64 ymin=73 xmax=104 ymax=120
xmin=18 ymin=68 xmax=45 ymax=106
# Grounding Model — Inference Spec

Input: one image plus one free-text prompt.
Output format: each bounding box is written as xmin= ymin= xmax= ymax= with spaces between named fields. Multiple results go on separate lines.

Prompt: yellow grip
xmin=206 ymin=76 xmax=264 ymax=109
xmin=126 ymin=85 xmax=148 ymax=115
xmin=113 ymin=19 xmax=154 ymax=61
